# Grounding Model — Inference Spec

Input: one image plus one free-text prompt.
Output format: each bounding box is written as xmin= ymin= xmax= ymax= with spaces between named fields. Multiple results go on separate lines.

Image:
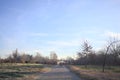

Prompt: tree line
xmin=75 ymin=39 xmax=120 ymax=66
xmin=0 ymin=50 xmax=58 ymax=64
xmin=65 ymin=38 xmax=120 ymax=72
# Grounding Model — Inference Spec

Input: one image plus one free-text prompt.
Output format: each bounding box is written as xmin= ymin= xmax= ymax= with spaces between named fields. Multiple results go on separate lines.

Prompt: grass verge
xmin=0 ymin=63 xmax=47 ymax=80
xmin=68 ymin=65 xmax=120 ymax=80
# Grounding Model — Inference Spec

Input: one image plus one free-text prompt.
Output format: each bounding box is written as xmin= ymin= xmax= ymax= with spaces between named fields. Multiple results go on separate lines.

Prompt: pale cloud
xmin=47 ymin=40 xmax=81 ymax=47
xmin=105 ymin=31 xmax=120 ymax=39
xmin=30 ymin=33 xmax=49 ymax=37
xmin=29 ymin=32 xmax=67 ymax=37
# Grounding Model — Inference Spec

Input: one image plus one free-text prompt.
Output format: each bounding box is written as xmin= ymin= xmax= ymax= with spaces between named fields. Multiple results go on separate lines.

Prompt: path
xmin=36 ymin=65 xmax=82 ymax=80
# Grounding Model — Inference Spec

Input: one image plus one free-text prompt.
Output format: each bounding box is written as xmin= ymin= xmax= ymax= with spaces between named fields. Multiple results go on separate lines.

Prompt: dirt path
xmin=36 ymin=65 xmax=81 ymax=80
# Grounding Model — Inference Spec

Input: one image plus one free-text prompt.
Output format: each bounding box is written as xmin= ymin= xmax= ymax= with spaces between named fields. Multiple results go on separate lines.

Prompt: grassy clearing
xmin=68 ymin=65 xmax=120 ymax=80
xmin=0 ymin=63 xmax=47 ymax=80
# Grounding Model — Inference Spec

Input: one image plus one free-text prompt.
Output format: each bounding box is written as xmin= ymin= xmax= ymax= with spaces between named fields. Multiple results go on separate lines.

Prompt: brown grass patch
xmin=69 ymin=65 xmax=120 ymax=80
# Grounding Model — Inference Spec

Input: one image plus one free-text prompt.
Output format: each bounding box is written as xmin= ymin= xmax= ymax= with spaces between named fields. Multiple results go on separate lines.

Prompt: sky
xmin=0 ymin=0 xmax=120 ymax=59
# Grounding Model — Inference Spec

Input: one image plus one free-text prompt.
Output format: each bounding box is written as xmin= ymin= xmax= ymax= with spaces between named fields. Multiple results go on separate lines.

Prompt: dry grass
xmin=0 ymin=63 xmax=52 ymax=80
xmin=69 ymin=65 xmax=120 ymax=80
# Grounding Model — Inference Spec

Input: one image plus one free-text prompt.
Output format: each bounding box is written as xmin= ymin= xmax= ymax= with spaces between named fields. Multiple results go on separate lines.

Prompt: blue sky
xmin=0 ymin=0 xmax=120 ymax=59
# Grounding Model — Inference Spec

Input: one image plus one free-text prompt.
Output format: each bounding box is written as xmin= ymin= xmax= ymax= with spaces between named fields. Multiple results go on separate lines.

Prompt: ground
xmin=36 ymin=65 xmax=81 ymax=80
xmin=69 ymin=65 xmax=120 ymax=80
xmin=0 ymin=64 xmax=82 ymax=80
xmin=2 ymin=63 xmax=119 ymax=80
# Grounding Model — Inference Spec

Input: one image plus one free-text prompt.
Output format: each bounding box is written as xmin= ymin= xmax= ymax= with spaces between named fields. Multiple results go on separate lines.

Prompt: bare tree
xmin=0 ymin=57 xmax=2 ymax=67
xmin=50 ymin=51 xmax=57 ymax=60
xmin=109 ymin=42 xmax=120 ymax=65
xmin=12 ymin=48 xmax=20 ymax=63
xmin=102 ymin=39 xmax=120 ymax=72
xmin=33 ymin=52 xmax=43 ymax=63
xmin=81 ymin=40 xmax=92 ymax=68
xmin=21 ymin=53 xmax=33 ymax=63
xmin=66 ymin=56 xmax=74 ymax=64
xmin=50 ymin=51 xmax=58 ymax=64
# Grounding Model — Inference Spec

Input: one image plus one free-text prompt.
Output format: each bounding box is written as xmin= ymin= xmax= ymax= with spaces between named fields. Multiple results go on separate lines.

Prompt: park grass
xmin=77 ymin=65 xmax=120 ymax=72
xmin=68 ymin=65 xmax=120 ymax=80
xmin=0 ymin=63 xmax=51 ymax=80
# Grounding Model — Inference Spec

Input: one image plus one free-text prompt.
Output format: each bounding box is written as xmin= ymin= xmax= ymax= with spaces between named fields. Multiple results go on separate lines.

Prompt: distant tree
xmin=76 ymin=52 xmax=84 ymax=64
xmin=43 ymin=56 xmax=50 ymax=64
xmin=0 ymin=57 xmax=2 ymax=66
xmin=66 ymin=56 xmax=74 ymax=64
xmin=95 ymin=50 xmax=105 ymax=65
xmin=50 ymin=51 xmax=57 ymax=60
xmin=87 ymin=52 xmax=96 ymax=65
xmin=7 ymin=54 xmax=13 ymax=63
xmin=77 ymin=52 xmax=83 ymax=59
xmin=50 ymin=51 xmax=58 ymax=64
xmin=21 ymin=53 xmax=26 ymax=63
xmin=33 ymin=52 xmax=45 ymax=63
xmin=81 ymin=40 xmax=93 ymax=68
xmin=0 ymin=57 xmax=2 ymax=63
xmin=21 ymin=53 xmax=33 ymax=63
xmin=12 ymin=49 xmax=20 ymax=63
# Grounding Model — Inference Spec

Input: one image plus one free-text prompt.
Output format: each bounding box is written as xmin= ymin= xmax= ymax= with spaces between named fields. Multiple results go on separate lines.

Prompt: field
xmin=0 ymin=63 xmax=120 ymax=80
xmin=69 ymin=65 xmax=120 ymax=80
xmin=0 ymin=63 xmax=51 ymax=80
